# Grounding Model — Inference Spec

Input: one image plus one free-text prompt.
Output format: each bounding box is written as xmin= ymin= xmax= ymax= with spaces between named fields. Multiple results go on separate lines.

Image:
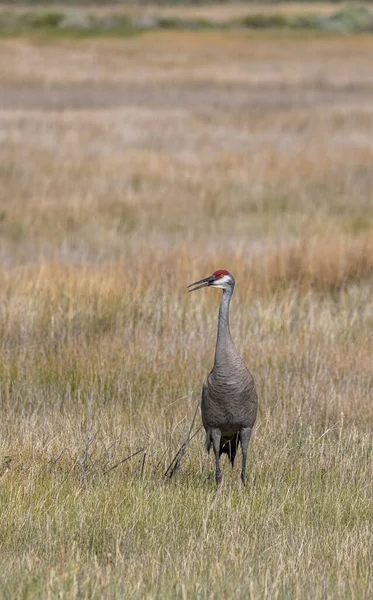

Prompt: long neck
xmin=214 ymin=288 xmax=235 ymax=367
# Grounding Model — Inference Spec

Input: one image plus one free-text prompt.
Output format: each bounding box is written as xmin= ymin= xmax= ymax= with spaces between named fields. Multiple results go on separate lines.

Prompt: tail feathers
xmin=220 ymin=434 xmax=239 ymax=468
xmin=205 ymin=432 xmax=239 ymax=468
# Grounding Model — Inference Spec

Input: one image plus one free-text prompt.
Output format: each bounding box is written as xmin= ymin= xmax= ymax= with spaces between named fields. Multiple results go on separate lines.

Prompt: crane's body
xmin=188 ymin=270 xmax=257 ymax=484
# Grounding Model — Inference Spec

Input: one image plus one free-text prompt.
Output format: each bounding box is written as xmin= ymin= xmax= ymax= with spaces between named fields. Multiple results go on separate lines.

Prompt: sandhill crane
xmin=188 ymin=270 xmax=258 ymax=484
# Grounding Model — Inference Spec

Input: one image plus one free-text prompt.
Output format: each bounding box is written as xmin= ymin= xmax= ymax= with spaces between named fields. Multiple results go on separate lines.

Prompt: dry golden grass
xmin=0 ymin=30 xmax=372 ymax=599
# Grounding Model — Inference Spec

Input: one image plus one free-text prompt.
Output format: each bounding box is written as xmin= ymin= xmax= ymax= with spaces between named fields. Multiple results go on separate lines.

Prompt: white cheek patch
xmin=213 ymin=275 xmax=231 ymax=288
xmin=219 ymin=275 xmax=231 ymax=285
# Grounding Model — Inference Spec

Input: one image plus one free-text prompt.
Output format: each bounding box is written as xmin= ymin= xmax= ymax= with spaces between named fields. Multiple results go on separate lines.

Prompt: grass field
xmin=0 ymin=27 xmax=373 ymax=599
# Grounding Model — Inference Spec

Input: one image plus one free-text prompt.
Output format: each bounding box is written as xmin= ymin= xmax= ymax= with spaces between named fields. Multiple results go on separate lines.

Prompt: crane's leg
xmin=239 ymin=427 xmax=252 ymax=485
xmin=211 ymin=428 xmax=222 ymax=485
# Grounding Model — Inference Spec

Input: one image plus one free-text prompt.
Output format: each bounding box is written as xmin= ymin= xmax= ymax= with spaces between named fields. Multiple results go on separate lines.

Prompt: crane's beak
xmin=187 ymin=275 xmax=215 ymax=292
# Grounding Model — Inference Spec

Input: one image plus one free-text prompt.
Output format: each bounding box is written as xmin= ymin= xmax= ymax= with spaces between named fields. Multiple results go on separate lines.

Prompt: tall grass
xmin=0 ymin=31 xmax=372 ymax=599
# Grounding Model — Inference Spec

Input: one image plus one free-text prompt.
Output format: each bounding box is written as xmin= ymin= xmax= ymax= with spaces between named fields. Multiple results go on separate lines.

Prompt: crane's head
xmin=188 ymin=270 xmax=235 ymax=293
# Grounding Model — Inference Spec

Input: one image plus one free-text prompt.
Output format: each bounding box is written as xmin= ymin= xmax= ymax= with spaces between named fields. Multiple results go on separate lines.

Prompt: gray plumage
xmin=188 ymin=270 xmax=258 ymax=484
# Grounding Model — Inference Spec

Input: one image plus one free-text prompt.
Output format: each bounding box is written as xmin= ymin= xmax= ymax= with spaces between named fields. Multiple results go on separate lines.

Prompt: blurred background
xmin=0 ymin=1 xmax=373 ymax=597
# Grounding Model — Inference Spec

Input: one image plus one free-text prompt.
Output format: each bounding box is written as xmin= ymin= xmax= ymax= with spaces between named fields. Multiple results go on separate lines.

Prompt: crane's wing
xmin=201 ymin=380 xmax=208 ymax=407
xmin=201 ymin=381 xmax=212 ymax=453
